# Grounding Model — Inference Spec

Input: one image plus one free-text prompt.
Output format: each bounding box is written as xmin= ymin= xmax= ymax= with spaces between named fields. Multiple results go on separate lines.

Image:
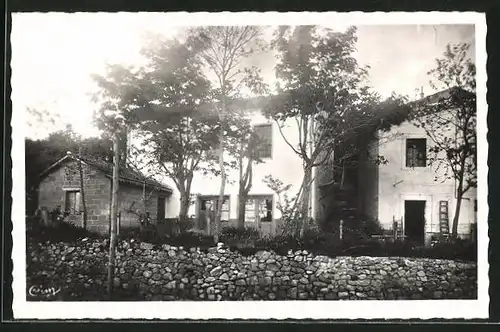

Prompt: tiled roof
xmin=378 ymin=87 xmax=475 ymax=130
xmin=39 ymin=154 xmax=173 ymax=193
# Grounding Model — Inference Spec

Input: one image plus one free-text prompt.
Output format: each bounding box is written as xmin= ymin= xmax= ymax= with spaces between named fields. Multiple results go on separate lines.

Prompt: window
xmin=199 ymin=196 xmax=230 ymax=222
xmin=406 ymin=138 xmax=427 ymax=167
xmin=65 ymin=190 xmax=81 ymax=214
xmin=244 ymin=195 xmax=273 ymax=223
xmin=254 ymin=124 xmax=272 ymax=159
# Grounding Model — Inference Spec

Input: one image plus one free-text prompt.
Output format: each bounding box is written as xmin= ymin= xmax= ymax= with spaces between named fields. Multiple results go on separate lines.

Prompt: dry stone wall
xmin=27 ymin=238 xmax=477 ymax=301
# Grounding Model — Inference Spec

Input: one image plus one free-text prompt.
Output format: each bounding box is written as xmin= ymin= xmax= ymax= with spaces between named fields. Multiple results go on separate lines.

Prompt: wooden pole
xmin=339 ymin=219 xmax=343 ymax=240
xmin=77 ymin=145 xmax=88 ymax=229
xmin=107 ymin=132 xmax=120 ymax=300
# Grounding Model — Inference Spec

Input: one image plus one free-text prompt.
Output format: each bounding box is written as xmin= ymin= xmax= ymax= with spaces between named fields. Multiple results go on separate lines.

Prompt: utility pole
xmin=77 ymin=144 xmax=88 ymax=229
xmin=107 ymin=131 xmax=120 ymax=300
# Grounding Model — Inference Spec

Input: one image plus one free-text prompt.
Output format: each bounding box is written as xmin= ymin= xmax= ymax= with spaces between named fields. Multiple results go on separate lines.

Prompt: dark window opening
xmin=157 ymin=196 xmax=166 ymax=221
xmin=406 ymin=138 xmax=427 ymax=167
xmin=65 ymin=190 xmax=81 ymax=214
xmin=254 ymin=124 xmax=273 ymax=159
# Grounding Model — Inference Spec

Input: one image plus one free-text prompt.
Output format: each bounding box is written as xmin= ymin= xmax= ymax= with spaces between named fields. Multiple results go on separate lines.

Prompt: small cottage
xmin=36 ymin=153 xmax=173 ymax=234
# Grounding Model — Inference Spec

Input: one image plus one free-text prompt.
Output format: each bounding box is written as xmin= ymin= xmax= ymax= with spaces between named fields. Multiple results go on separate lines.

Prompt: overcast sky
xmin=11 ymin=13 xmax=475 ymax=139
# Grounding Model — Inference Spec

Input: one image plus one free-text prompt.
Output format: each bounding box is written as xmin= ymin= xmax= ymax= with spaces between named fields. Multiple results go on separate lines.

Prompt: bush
xmin=220 ymin=227 xmax=261 ymax=248
xmin=27 ymin=218 xmax=104 ymax=243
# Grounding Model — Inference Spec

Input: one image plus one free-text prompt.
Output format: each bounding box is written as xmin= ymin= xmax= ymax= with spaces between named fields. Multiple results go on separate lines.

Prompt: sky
xmin=11 ymin=13 xmax=476 ymax=140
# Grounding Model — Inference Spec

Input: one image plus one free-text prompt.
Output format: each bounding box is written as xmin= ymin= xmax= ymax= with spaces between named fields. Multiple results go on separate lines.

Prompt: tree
xmin=410 ymin=42 xmax=476 ymax=239
xmin=263 ymin=26 xmax=386 ymax=235
xmin=187 ymin=26 xmax=266 ymax=241
xmin=92 ymin=62 xmax=135 ymax=300
xmin=25 ymin=124 xmax=113 ymax=216
xmin=93 ymin=36 xmax=223 ymax=231
xmin=222 ymin=109 xmax=263 ymax=229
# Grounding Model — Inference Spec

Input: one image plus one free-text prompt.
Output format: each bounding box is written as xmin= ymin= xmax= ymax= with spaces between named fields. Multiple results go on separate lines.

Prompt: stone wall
xmin=27 ymin=237 xmax=477 ymax=301
xmin=117 ymin=184 xmax=160 ymax=229
xmin=38 ymin=161 xmax=112 ymax=234
xmin=37 ymin=160 xmax=166 ymax=235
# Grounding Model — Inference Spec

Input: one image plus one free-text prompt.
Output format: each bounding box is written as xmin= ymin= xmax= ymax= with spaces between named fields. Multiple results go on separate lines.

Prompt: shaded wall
xmin=37 ymin=161 xmax=112 ymax=234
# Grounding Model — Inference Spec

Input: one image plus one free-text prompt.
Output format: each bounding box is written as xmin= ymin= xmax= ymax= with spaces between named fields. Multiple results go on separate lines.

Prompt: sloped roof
xmin=379 ymin=86 xmax=475 ymax=130
xmin=39 ymin=153 xmax=173 ymax=193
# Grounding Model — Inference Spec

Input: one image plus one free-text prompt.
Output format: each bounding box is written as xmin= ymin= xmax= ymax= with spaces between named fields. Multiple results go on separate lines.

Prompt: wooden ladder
xmin=439 ymin=201 xmax=450 ymax=238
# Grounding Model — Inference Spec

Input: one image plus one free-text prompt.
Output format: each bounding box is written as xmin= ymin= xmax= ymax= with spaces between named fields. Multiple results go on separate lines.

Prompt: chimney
xmin=420 ymin=86 xmax=424 ymax=99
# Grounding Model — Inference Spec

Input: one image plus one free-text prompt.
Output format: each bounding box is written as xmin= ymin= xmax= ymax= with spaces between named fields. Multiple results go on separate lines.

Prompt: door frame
xmin=157 ymin=195 xmax=166 ymax=221
xmin=237 ymin=194 xmax=275 ymax=231
xmin=399 ymin=193 xmax=433 ymax=245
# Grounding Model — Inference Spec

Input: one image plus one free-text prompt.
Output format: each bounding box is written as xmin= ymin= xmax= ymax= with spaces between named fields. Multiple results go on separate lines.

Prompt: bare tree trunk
xmin=340 ymin=158 xmax=346 ymax=189
xmin=214 ymin=83 xmax=227 ymax=244
xmin=179 ymin=193 xmax=189 ymax=224
xmin=142 ymin=181 xmax=147 ymax=216
xmin=107 ymin=132 xmax=120 ymax=300
xmin=215 ymin=135 xmax=226 ymax=244
xmin=300 ymin=166 xmax=312 ymax=236
xmin=77 ymin=145 xmax=88 ymax=229
xmin=237 ymin=155 xmax=253 ymax=229
xmin=451 ymin=154 xmax=468 ymax=239
xmin=237 ymin=191 xmax=246 ymax=229
xmin=451 ymin=176 xmax=464 ymax=239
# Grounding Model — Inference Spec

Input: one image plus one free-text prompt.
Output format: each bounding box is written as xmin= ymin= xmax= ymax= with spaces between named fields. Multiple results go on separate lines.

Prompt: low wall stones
xmin=27 ymin=238 xmax=477 ymax=301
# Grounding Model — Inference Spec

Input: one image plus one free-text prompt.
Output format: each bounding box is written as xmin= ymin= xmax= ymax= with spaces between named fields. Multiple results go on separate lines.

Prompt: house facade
xmin=36 ymin=154 xmax=173 ymax=234
xmin=356 ymin=91 xmax=477 ymax=245
xmin=160 ymin=108 xmax=307 ymax=236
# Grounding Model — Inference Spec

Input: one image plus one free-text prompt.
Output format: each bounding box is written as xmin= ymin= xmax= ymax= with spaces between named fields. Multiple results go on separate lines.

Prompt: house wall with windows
xmin=163 ymin=109 xmax=305 ymax=236
xmin=365 ymin=118 xmax=476 ymax=244
xmin=37 ymin=159 xmax=170 ymax=234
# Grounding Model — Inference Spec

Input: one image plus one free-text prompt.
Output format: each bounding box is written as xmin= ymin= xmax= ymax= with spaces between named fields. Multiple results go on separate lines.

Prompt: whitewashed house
xmin=126 ymin=98 xmax=308 ymax=236
xmin=163 ymin=106 xmax=307 ymax=236
xmin=356 ymin=88 xmax=477 ymax=245
xmin=128 ymin=88 xmax=477 ymax=244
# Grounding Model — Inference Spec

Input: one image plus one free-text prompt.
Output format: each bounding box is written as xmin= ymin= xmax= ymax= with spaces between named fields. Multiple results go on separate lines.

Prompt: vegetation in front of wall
xmin=27 ymin=215 xmax=476 ymax=262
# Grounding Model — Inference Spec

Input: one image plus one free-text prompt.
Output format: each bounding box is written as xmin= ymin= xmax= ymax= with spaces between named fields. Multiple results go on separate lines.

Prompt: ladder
xmin=439 ymin=201 xmax=450 ymax=237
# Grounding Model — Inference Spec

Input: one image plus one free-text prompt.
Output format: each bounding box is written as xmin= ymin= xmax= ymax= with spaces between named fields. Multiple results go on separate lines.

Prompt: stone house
xmin=36 ymin=153 xmax=173 ymax=234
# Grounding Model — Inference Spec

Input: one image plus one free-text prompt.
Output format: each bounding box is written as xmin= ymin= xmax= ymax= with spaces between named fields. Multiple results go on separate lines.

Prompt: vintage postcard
xmin=11 ymin=11 xmax=488 ymax=320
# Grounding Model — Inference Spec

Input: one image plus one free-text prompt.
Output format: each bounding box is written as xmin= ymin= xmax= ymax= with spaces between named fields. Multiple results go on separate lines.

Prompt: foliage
xmin=26 ymin=215 xmax=104 ymax=244
xmin=342 ymin=215 xmax=385 ymax=241
xmin=263 ymin=26 xmax=407 ymax=233
xmin=223 ymin=112 xmax=266 ymax=228
xmin=263 ymin=175 xmax=306 ymax=237
xmin=410 ymin=42 xmax=476 ymax=238
xmin=187 ymin=26 xmax=267 ymax=241
xmin=92 ymin=35 xmax=223 ymax=224
xmin=25 ymin=125 xmax=114 ymax=215
xmin=220 ymin=226 xmax=261 ymax=246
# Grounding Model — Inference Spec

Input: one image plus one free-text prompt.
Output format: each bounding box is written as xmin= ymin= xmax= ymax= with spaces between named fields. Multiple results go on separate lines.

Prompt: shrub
xmin=167 ymin=231 xmax=215 ymax=249
xmin=27 ymin=216 xmax=103 ymax=243
xmin=220 ymin=227 xmax=261 ymax=248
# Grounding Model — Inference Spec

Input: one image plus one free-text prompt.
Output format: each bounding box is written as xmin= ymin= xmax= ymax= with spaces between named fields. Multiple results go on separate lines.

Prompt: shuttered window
xmin=65 ymin=190 xmax=81 ymax=214
xmin=406 ymin=138 xmax=427 ymax=167
xmin=254 ymin=124 xmax=272 ymax=159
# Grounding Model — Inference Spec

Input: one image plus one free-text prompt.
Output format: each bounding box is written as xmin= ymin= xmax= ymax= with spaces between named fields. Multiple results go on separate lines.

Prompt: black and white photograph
xmin=11 ymin=12 xmax=488 ymax=320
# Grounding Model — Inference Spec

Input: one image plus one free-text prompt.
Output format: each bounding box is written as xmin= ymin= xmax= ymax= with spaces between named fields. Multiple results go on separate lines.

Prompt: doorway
xmin=157 ymin=196 xmax=166 ymax=221
xmin=404 ymin=200 xmax=426 ymax=244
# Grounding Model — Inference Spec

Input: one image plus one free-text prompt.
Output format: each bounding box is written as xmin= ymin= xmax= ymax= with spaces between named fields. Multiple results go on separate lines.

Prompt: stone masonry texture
xmin=27 ymin=237 xmax=477 ymax=301
xmin=37 ymin=160 xmax=165 ymax=234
